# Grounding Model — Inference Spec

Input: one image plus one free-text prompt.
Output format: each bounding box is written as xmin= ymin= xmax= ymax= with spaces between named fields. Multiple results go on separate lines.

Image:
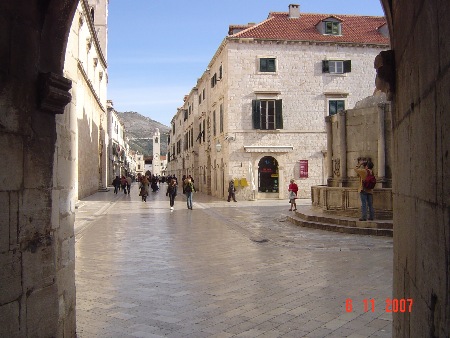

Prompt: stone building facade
xmin=63 ymin=0 xmax=109 ymax=199
xmin=107 ymin=101 xmax=129 ymax=181
xmin=0 ymin=1 xmax=448 ymax=337
xmin=167 ymin=4 xmax=389 ymax=200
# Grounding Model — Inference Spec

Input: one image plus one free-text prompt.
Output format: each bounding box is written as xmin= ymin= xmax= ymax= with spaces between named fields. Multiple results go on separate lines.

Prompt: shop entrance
xmin=258 ymin=156 xmax=279 ymax=193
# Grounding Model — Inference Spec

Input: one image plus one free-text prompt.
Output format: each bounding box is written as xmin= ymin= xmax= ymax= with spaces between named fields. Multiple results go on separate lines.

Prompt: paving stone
xmin=75 ymin=186 xmax=393 ymax=337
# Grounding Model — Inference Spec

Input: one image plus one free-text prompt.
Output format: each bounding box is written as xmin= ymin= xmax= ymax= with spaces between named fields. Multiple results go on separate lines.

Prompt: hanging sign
xmin=299 ymin=160 xmax=308 ymax=178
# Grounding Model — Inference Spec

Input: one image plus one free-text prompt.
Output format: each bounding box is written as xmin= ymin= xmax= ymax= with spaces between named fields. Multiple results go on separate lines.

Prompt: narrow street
xmin=75 ymin=183 xmax=393 ymax=338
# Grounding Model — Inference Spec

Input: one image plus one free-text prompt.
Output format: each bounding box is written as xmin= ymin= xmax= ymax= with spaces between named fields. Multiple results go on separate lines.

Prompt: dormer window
xmin=317 ymin=16 xmax=343 ymax=36
xmin=325 ymin=21 xmax=340 ymax=35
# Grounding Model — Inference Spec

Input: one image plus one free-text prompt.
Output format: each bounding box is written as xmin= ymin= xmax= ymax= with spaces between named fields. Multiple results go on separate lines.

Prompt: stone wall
xmin=386 ymin=0 xmax=450 ymax=336
xmin=63 ymin=2 xmax=108 ymax=200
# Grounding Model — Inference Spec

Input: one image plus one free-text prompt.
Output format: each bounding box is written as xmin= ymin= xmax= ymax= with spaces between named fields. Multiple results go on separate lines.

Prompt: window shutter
xmin=322 ymin=60 xmax=329 ymax=73
xmin=252 ymin=100 xmax=261 ymax=129
xmin=343 ymin=60 xmax=352 ymax=73
xmin=275 ymin=100 xmax=283 ymax=129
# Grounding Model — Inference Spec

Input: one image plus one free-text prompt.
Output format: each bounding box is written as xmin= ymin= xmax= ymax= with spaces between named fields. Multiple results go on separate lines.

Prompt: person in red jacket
xmin=288 ymin=179 xmax=298 ymax=211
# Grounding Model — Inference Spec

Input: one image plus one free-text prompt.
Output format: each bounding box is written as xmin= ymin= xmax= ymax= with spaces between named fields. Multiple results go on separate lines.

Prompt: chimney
xmin=288 ymin=4 xmax=300 ymax=18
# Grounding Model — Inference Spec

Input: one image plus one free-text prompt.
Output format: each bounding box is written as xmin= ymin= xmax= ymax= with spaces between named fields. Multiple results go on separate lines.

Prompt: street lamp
xmin=215 ymin=141 xmax=222 ymax=152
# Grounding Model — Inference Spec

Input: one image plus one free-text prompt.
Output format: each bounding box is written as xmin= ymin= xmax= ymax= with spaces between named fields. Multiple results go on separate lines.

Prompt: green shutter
xmin=252 ymin=100 xmax=261 ymax=129
xmin=343 ymin=60 xmax=351 ymax=73
xmin=275 ymin=100 xmax=283 ymax=129
xmin=322 ymin=60 xmax=329 ymax=73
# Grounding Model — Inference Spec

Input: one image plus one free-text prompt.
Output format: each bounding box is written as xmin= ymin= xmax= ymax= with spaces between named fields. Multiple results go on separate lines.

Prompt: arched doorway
xmin=258 ymin=156 xmax=279 ymax=193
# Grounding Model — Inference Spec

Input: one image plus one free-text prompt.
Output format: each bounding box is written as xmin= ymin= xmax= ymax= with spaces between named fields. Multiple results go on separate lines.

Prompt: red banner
xmin=299 ymin=160 xmax=308 ymax=178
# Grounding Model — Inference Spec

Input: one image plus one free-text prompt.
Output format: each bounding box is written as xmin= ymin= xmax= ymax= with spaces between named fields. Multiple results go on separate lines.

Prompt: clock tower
xmin=152 ymin=128 xmax=161 ymax=176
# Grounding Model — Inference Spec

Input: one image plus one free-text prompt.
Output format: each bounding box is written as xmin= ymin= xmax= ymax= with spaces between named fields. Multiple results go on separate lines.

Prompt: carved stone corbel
xmin=374 ymin=50 xmax=395 ymax=100
xmin=38 ymin=72 xmax=72 ymax=115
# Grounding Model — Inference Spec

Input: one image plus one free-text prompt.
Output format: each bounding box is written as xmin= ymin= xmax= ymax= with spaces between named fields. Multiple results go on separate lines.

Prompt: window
xmin=322 ymin=60 xmax=351 ymax=74
xmin=325 ymin=21 xmax=340 ymax=35
xmin=197 ymin=123 xmax=202 ymax=144
xmin=260 ymin=58 xmax=276 ymax=72
xmin=252 ymin=100 xmax=283 ymax=130
xmin=328 ymin=100 xmax=345 ymax=115
xmin=183 ymin=109 xmax=188 ymax=121
xmin=211 ymin=73 xmax=217 ymax=88
xmin=202 ymin=120 xmax=206 ymax=142
xmin=219 ymin=65 xmax=223 ymax=79
xmin=213 ymin=110 xmax=216 ymax=136
xmin=219 ymin=104 xmax=224 ymax=133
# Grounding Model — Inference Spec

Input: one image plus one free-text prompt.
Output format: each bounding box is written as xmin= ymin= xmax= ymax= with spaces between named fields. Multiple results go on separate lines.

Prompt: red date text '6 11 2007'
xmin=345 ymin=298 xmax=413 ymax=313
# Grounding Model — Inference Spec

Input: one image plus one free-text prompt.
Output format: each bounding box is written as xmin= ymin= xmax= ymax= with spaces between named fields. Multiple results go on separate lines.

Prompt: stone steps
xmin=286 ymin=207 xmax=393 ymax=237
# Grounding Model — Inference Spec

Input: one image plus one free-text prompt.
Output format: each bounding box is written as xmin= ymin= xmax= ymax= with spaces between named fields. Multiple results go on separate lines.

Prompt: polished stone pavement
xmin=74 ymin=183 xmax=393 ymax=338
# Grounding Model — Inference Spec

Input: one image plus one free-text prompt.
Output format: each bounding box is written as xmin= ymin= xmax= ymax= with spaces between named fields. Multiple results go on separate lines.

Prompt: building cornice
xmin=227 ymin=36 xmax=389 ymax=49
xmin=77 ymin=59 xmax=106 ymax=112
xmin=208 ymin=38 xmax=228 ymax=69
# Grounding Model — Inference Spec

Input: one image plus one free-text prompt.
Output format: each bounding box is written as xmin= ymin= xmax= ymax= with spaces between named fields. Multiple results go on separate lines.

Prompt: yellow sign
xmin=240 ymin=178 xmax=248 ymax=187
xmin=233 ymin=178 xmax=239 ymax=187
xmin=271 ymin=174 xmax=279 ymax=177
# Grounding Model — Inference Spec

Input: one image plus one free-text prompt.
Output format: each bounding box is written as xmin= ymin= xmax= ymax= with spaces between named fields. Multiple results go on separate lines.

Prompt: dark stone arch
xmin=0 ymin=0 xmax=78 ymax=336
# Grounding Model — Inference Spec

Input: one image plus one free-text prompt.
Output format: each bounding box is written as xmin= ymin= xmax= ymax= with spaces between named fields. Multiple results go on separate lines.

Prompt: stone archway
xmin=0 ymin=1 xmax=448 ymax=337
xmin=0 ymin=1 xmax=79 ymax=336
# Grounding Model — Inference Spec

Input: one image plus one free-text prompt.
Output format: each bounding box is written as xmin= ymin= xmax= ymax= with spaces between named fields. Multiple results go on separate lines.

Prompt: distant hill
xmin=116 ymin=111 xmax=170 ymax=157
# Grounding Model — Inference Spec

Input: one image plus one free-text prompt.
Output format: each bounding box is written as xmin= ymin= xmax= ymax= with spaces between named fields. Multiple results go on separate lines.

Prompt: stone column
xmin=377 ymin=103 xmax=386 ymax=182
xmin=338 ymin=112 xmax=347 ymax=186
xmin=325 ymin=116 xmax=333 ymax=182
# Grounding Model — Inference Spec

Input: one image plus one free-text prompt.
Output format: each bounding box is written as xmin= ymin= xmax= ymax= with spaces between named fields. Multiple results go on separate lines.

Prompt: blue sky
xmin=107 ymin=1 xmax=385 ymax=126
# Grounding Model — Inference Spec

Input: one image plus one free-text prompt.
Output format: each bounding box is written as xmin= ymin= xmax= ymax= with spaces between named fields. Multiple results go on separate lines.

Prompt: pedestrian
xmin=354 ymin=159 xmax=375 ymax=221
xmin=288 ymin=179 xmax=298 ymax=211
xmin=139 ymin=175 xmax=149 ymax=202
xmin=166 ymin=178 xmax=178 ymax=210
xmin=151 ymin=175 xmax=159 ymax=192
xmin=184 ymin=177 xmax=195 ymax=210
xmin=112 ymin=175 xmax=120 ymax=194
xmin=126 ymin=176 xmax=132 ymax=195
xmin=227 ymin=179 xmax=237 ymax=202
xmin=188 ymin=175 xmax=195 ymax=185
xmin=121 ymin=175 xmax=127 ymax=194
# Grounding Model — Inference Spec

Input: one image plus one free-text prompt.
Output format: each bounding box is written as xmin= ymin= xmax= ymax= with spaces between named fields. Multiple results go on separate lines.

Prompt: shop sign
xmin=299 ymin=160 xmax=308 ymax=178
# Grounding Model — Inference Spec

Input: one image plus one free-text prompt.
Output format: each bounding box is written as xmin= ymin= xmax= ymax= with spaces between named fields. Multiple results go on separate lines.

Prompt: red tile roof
xmin=229 ymin=11 xmax=389 ymax=46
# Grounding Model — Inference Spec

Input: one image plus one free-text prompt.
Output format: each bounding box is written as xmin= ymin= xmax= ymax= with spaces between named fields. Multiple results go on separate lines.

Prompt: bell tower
xmin=152 ymin=128 xmax=161 ymax=176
